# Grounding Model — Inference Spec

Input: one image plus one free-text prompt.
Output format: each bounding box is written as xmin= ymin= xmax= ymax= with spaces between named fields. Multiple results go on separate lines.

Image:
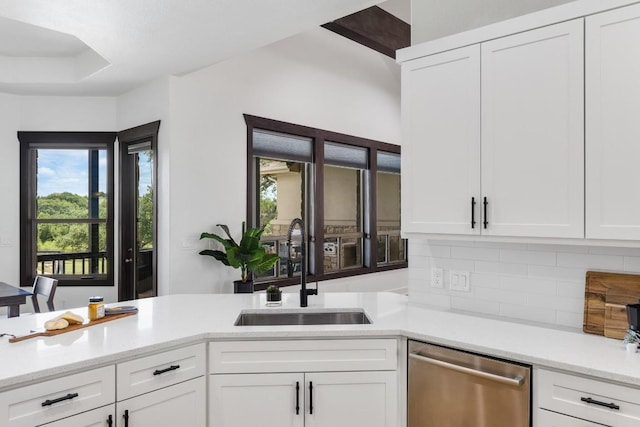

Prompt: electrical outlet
xmin=430 ymin=267 xmax=444 ymax=288
xmin=450 ymin=270 xmax=470 ymax=292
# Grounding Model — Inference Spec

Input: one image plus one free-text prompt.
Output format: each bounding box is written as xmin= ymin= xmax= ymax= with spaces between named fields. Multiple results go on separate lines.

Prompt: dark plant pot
xmin=234 ymin=280 xmax=254 ymax=294
xmin=627 ymin=303 xmax=640 ymax=331
xmin=266 ymin=291 xmax=282 ymax=303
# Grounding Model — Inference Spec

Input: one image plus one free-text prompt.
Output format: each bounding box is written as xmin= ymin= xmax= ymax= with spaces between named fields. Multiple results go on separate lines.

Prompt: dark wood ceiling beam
xmin=322 ymin=6 xmax=410 ymax=59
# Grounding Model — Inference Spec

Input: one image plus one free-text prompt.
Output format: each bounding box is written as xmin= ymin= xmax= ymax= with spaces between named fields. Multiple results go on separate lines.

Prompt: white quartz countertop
xmin=0 ymin=292 xmax=638 ymax=390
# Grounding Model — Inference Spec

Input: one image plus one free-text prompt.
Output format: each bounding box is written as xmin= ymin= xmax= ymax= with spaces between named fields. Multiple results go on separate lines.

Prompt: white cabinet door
xmin=586 ymin=3 xmax=640 ymax=240
xmin=401 ymin=45 xmax=481 ymax=235
xmin=536 ymin=409 xmax=609 ymax=427
xmin=210 ymin=373 xmax=305 ymax=427
xmin=481 ymin=19 xmax=584 ymax=238
xmin=117 ymin=377 xmax=205 ymax=427
xmin=39 ymin=405 xmax=115 ymax=427
xmin=305 ymin=371 xmax=397 ymax=427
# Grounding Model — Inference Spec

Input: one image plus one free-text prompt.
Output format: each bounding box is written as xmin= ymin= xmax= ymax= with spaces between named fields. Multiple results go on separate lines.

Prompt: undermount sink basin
xmin=234 ymin=310 xmax=372 ymax=326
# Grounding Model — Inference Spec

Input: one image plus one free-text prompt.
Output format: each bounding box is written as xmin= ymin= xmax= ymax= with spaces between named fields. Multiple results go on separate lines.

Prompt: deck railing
xmin=37 ymin=251 xmax=108 ymax=275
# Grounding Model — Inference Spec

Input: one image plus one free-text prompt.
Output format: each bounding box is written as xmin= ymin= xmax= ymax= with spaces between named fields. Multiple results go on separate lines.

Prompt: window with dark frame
xmin=245 ymin=115 xmax=406 ymax=290
xmin=18 ymin=132 xmax=116 ymax=287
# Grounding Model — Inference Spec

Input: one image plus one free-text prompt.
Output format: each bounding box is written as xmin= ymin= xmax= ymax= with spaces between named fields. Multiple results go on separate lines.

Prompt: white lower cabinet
xmin=209 ymin=340 xmax=399 ymax=427
xmin=535 ymin=368 xmax=640 ymax=427
xmin=115 ymin=343 xmax=207 ymax=427
xmin=117 ymin=377 xmax=205 ymax=427
xmin=537 ymin=409 xmax=609 ymax=426
xmin=40 ymin=405 xmax=115 ymax=427
xmin=0 ymin=366 xmax=115 ymax=427
xmin=210 ymin=371 xmax=396 ymax=427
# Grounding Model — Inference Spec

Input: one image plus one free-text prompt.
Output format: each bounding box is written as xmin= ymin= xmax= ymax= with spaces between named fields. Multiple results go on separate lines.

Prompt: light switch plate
xmin=450 ymin=270 xmax=470 ymax=292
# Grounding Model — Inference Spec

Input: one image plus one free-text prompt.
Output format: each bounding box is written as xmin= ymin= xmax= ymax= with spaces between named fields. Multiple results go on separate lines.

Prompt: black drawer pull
xmin=483 ymin=197 xmax=488 ymax=229
xmin=581 ymin=397 xmax=620 ymax=410
xmin=295 ymin=381 xmax=300 ymax=415
xmin=153 ymin=364 xmax=180 ymax=375
xmin=123 ymin=409 xmax=129 ymax=427
xmin=471 ymin=197 xmax=476 ymax=228
xmin=309 ymin=381 xmax=313 ymax=415
xmin=41 ymin=392 xmax=79 ymax=407
xmin=107 ymin=414 xmax=113 ymax=427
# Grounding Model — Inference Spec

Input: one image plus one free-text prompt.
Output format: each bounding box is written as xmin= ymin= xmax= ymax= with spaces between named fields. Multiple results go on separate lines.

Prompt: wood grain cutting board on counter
xmin=583 ymin=271 xmax=640 ymax=339
xmin=9 ymin=311 xmax=137 ymax=343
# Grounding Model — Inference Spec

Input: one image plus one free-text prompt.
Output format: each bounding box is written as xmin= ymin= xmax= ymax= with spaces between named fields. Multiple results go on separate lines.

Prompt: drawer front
xmin=117 ymin=343 xmax=206 ymax=401
xmin=536 ymin=368 xmax=640 ymax=427
xmin=536 ymin=409 xmax=609 ymax=426
xmin=0 ymin=366 xmax=115 ymax=427
xmin=39 ymin=404 xmax=115 ymax=427
xmin=210 ymin=339 xmax=398 ymax=373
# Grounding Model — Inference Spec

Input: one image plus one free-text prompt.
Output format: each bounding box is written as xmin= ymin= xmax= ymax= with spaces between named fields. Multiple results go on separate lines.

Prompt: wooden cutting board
xmin=584 ymin=271 xmax=640 ymax=338
xmin=9 ymin=311 xmax=137 ymax=343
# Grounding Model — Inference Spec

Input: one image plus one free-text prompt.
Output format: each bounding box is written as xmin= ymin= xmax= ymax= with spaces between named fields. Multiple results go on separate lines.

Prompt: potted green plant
xmin=265 ymin=284 xmax=282 ymax=305
xmin=199 ymin=222 xmax=279 ymax=293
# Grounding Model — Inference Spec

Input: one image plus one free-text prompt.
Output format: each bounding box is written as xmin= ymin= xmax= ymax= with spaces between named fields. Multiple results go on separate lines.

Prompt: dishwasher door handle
xmin=409 ymin=353 xmax=525 ymax=387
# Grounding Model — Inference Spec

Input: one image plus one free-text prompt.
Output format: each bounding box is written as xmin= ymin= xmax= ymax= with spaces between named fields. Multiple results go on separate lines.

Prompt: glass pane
xmin=137 ymin=150 xmax=154 ymax=250
xmin=36 ymin=222 xmax=108 ymax=276
xmin=36 ymin=149 xmax=108 ymax=219
xmin=324 ymin=165 xmax=364 ymax=272
xmin=377 ymin=168 xmax=406 ymax=265
xmin=257 ymin=158 xmax=307 ymax=279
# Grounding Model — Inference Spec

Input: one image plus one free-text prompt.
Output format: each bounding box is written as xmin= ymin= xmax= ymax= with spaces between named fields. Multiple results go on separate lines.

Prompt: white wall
xmin=409 ymin=239 xmax=640 ymax=329
xmin=168 ymin=27 xmax=402 ymax=294
xmin=412 ymin=0 xmax=575 ymax=43
xmin=0 ymin=94 xmax=117 ymax=314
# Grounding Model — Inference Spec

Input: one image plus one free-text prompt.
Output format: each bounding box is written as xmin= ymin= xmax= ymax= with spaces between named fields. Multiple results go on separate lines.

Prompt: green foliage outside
xmin=259 ymin=158 xmax=277 ymax=235
xmin=37 ymin=190 xmax=153 ymax=253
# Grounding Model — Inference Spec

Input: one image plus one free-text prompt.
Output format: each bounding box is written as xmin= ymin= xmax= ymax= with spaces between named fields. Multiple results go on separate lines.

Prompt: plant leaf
xmin=198 ymin=249 xmax=230 ymax=266
xmin=216 ymin=224 xmax=238 ymax=246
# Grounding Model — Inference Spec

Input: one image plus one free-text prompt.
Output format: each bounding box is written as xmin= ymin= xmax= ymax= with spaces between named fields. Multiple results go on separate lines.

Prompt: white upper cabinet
xmin=401 ymin=45 xmax=481 ymax=235
xmin=586 ymin=3 xmax=640 ymax=240
xmin=401 ymin=19 xmax=584 ymax=239
xmin=481 ymin=19 xmax=584 ymax=238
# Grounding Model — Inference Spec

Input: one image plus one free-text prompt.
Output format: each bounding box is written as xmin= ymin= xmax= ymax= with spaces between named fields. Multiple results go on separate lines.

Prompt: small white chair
xmin=31 ymin=276 xmax=58 ymax=313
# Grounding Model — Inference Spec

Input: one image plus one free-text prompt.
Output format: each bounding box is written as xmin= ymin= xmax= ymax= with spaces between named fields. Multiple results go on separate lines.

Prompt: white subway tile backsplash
xmin=451 ymin=246 xmax=500 ymax=261
xmin=500 ymin=249 xmax=556 ymax=266
xmin=408 ymin=239 xmax=638 ymax=329
xmin=556 ymin=311 xmax=583 ymax=329
xmin=557 ymin=252 xmax=624 ymax=270
xmin=528 ymin=265 xmax=586 ymax=281
xmin=475 ymin=260 xmax=527 ymax=276
xmin=500 ymin=304 xmax=556 ymax=324
xmin=500 ymin=277 xmax=556 ymax=295
xmin=470 ymin=273 xmax=501 ymax=289
xmin=556 ymin=280 xmax=585 ymax=298
xmin=528 ymin=243 xmax=589 ymax=253
xmin=451 ymin=297 xmax=500 ymax=316
xmin=589 ymin=246 xmax=640 ymax=257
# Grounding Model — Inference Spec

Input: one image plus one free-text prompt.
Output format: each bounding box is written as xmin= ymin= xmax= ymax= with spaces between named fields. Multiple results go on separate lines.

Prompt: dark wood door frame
xmin=118 ymin=121 xmax=160 ymax=301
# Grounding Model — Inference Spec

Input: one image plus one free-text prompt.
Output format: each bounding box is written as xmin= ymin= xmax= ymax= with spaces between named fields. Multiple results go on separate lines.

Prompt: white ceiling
xmin=0 ymin=0 xmax=385 ymax=96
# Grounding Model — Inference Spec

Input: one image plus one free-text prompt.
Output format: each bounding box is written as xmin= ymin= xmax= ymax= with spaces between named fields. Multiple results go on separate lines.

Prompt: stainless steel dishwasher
xmin=408 ymin=340 xmax=531 ymax=427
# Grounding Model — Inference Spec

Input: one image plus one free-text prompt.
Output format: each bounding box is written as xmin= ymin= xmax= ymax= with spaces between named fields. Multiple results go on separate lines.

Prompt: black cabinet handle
xmin=107 ymin=414 xmax=113 ymax=427
xmin=471 ymin=197 xmax=476 ymax=228
xmin=295 ymin=381 xmax=300 ymax=415
xmin=581 ymin=397 xmax=620 ymax=410
xmin=153 ymin=364 xmax=180 ymax=375
xmin=309 ymin=381 xmax=313 ymax=415
xmin=123 ymin=409 xmax=129 ymax=427
xmin=483 ymin=197 xmax=488 ymax=229
xmin=41 ymin=392 xmax=79 ymax=407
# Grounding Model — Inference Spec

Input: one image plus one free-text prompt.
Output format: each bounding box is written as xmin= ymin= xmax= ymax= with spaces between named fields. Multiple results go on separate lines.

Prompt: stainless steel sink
xmin=234 ymin=310 xmax=372 ymax=326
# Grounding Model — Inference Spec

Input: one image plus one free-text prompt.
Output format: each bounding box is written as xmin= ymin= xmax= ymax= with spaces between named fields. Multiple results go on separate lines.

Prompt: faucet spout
xmin=286 ymin=218 xmax=317 ymax=307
